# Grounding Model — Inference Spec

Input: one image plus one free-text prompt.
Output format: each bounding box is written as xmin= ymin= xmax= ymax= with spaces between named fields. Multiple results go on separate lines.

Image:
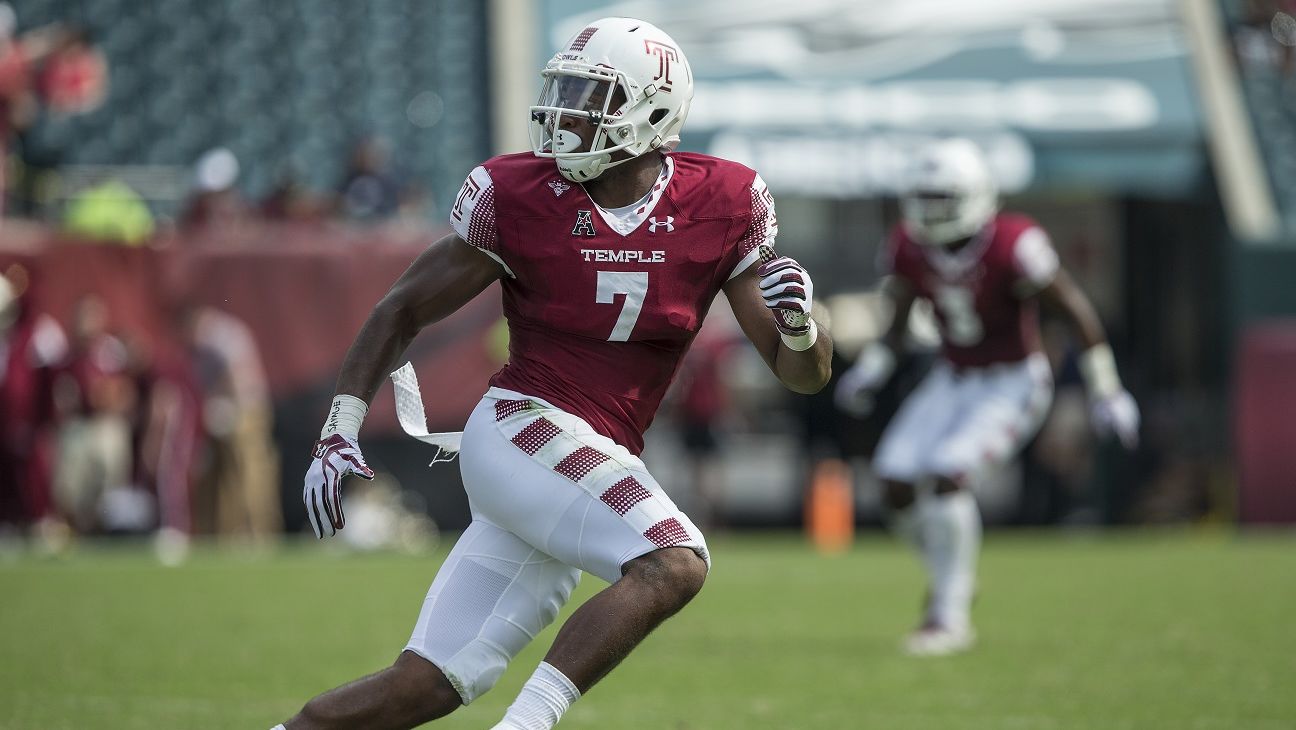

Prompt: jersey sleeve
xmin=1012 ymin=226 xmax=1059 ymax=295
xmin=725 ymin=173 xmax=778 ymax=280
xmin=449 ymin=165 xmax=514 ymax=277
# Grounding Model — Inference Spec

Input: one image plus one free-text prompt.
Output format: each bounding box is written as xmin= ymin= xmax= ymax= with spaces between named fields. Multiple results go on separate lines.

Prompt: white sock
xmin=270 ymin=725 xmax=287 ymax=730
xmin=494 ymin=662 xmax=581 ymax=730
xmin=917 ymin=490 xmax=981 ymax=631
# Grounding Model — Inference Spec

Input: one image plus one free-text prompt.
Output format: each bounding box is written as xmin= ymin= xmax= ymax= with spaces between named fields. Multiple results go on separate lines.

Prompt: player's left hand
xmin=757 ymin=255 xmax=814 ymax=337
xmin=1091 ymin=390 xmax=1140 ymax=450
xmin=303 ymin=433 xmax=375 ymax=539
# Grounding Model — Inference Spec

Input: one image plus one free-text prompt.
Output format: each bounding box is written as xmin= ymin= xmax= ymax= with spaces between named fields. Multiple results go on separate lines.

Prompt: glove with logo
xmin=757 ymin=248 xmax=817 ymax=351
xmin=303 ymin=432 xmax=374 ymax=539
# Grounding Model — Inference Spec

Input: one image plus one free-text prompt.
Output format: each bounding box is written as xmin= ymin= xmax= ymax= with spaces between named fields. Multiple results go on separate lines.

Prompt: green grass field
xmin=2 ymin=530 xmax=1293 ymax=730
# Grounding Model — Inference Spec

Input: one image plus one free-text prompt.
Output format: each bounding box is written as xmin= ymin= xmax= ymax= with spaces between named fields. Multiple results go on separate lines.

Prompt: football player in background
xmin=835 ymin=138 xmax=1138 ymax=656
xmin=275 ymin=17 xmax=832 ymax=730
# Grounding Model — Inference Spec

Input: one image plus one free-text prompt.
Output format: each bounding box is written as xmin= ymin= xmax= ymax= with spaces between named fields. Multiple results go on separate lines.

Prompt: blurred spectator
xmin=259 ymin=166 xmax=328 ymax=224
xmin=0 ymin=264 xmax=66 ymax=542
xmin=62 ymin=178 xmax=155 ymax=244
xmin=0 ymin=11 xmax=106 ymax=218
xmin=51 ymin=295 xmax=137 ymax=533
xmin=0 ymin=6 xmax=39 ymax=217
xmin=336 ymin=136 xmax=404 ymax=221
xmin=181 ymin=304 xmax=280 ymax=543
xmin=32 ymin=24 xmax=107 ymax=116
xmin=672 ymin=333 xmax=738 ymax=528
xmin=125 ymin=333 xmax=203 ymax=561
xmin=180 ymin=147 xmax=249 ymax=230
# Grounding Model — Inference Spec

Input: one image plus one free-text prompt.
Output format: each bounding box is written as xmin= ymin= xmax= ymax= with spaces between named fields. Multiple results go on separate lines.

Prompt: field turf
xmin=1 ymin=530 xmax=1292 ymax=729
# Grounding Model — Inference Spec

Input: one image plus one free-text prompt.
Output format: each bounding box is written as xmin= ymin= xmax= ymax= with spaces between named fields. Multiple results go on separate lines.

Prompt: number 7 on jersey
xmin=596 ymin=271 xmax=648 ymax=341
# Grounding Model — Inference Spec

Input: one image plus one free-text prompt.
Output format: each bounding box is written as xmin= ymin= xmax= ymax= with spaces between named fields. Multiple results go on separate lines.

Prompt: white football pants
xmin=874 ymin=354 xmax=1053 ymax=486
xmin=405 ymin=388 xmax=709 ymax=703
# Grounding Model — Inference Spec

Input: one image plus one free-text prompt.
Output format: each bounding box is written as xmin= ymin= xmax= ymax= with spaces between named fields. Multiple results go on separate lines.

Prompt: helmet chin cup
xmin=558 ymin=151 xmax=613 ymax=182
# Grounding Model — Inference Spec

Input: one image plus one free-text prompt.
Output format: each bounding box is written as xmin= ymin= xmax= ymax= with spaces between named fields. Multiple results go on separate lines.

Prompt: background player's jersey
xmin=883 ymin=213 xmax=1060 ymax=369
xmin=451 ymin=151 xmax=775 ymax=454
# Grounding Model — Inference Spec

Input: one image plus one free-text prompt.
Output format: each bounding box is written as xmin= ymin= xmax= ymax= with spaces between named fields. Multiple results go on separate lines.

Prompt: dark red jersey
xmin=451 ymin=151 xmax=776 ymax=453
xmin=883 ymin=212 xmax=1060 ymax=369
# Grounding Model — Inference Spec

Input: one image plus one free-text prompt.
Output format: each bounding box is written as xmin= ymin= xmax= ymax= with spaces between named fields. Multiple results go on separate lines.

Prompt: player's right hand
xmin=834 ymin=343 xmax=897 ymax=417
xmin=303 ymin=433 xmax=375 ymax=539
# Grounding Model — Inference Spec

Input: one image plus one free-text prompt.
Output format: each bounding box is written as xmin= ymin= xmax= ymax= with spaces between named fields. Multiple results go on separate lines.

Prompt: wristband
xmin=780 ymin=319 xmax=819 ymax=352
xmin=321 ymin=394 xmax=368 ymax=438
xmin=1078 ymin=344 xmax=1122 ymax=398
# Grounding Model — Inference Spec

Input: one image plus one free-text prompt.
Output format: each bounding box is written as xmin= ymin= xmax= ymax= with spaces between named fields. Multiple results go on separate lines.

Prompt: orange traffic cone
xmin=806 ymin=458 xmax=854 ymax=554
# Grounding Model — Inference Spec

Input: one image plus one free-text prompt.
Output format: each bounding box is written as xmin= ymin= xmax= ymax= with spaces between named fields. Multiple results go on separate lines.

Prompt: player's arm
xmin=833 ymin=275 xmax=916 ymax=416
xmin=1033 ymin=265 xmax=1140 ymax=449
xmin=334 ymin=234 xmax=502 ymax=403
xmin=877 ymin=275 xmax=918 ymax=352
xmin=723 ymin=263 xmax=832 ymax=394
xmin=304 ymin=234 xmax=503 ymax=538
xmin=1034 ymin=268 xmax=1105 ymax=351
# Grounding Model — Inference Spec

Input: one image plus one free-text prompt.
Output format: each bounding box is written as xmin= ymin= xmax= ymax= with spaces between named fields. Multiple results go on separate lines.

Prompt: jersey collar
xmin=584 ymin=155 xmax=674 ymax=237
xmin=921 ymin=220 xmax=996 ymax=278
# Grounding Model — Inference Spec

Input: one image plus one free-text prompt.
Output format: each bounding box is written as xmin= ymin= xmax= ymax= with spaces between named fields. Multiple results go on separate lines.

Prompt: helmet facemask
xmin=530 ymin=63 xmax=644 ymax=182
xmin=901 ymin=188 xmax=996 ymax=246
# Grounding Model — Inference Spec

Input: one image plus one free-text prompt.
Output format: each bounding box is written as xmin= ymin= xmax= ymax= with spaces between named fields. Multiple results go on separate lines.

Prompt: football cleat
xmin=903 ymin=622 xmax=977 ymax=657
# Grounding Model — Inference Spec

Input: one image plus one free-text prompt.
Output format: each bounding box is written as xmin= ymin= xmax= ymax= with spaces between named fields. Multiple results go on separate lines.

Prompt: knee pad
xmin=406 ymin=528 xmax=580 ymax=703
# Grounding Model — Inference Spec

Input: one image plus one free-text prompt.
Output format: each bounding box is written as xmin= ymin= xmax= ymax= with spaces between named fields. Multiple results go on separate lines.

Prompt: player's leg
xmin=489 ymin=546 xmax=706 ymax=730
xmin=540 ymin=545 xmax=706 ymax=689
xmin=910 ymin=355 xmax=1053 ymax=655
xmin=902 ymin=475 xmax=981 ymax=655
xmin=871 ymin=363 xmax=963 ymax=637
xmin=282 ymin=650 xmax=461 ymax=730
xmin=465 ymin=394 xmax=710 ymax=729
xmin=281 ymin=519 xmax=580 ymax=730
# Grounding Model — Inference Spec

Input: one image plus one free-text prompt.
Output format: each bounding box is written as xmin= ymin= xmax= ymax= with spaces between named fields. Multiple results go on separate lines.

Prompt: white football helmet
xmin=900 ymin=138 xmax=999 ymax=246
xmin=530 ymin=17 xmax=693 ymax=182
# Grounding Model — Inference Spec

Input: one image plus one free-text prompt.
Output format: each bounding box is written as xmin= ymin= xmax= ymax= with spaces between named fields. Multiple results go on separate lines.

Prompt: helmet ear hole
xmin=649 ymin=109 xmax=668 ymax=125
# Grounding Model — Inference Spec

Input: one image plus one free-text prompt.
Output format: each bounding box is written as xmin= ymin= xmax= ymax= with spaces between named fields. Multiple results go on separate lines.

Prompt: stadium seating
xmin=18 ymin=1 xmax=491 ymax=215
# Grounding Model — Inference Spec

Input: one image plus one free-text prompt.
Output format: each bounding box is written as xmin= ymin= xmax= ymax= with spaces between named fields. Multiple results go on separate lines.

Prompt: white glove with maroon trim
xmin=757 ymin=254 xmax=817 ymax=350
xmin=303 ymin=432 xmax=374 ymax=539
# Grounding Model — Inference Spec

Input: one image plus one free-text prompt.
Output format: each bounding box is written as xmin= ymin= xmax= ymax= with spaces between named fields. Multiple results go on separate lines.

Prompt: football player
xmin=835 ymin=138 xmax=1138 ymax=656
xmin=275 ymin=17 xmax=832 ymax=730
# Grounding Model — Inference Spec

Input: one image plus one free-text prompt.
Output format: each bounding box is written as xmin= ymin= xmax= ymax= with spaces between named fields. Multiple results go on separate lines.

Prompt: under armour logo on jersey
xmin=648 ymin=216 xmax=674 ymax=233
xmin=548 ymin=180 xmax=571 ymax=198
xmin=572 ymin=210 xmax=596 ymax=236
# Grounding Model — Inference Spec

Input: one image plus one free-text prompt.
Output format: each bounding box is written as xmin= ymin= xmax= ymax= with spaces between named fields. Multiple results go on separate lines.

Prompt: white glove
xmin=1090 ymin=390 xmax=1140 ymax=450
xmin=1078 ymin=344 xmax=1139 ymax=450
xmin=834 ymin=343 xmax=897 ymax=417
xmin=303 ymin=432 xmax=375 ymax=538
xmin=756 ymin=252 xmax=817 ymax=351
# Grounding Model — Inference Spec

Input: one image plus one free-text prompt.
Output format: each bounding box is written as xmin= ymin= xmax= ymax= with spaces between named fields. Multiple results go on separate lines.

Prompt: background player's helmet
xmin=900 ymin=138 xmax=999 ymax=246
xmin=530 ymin=17 xmax=694 ymax=183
